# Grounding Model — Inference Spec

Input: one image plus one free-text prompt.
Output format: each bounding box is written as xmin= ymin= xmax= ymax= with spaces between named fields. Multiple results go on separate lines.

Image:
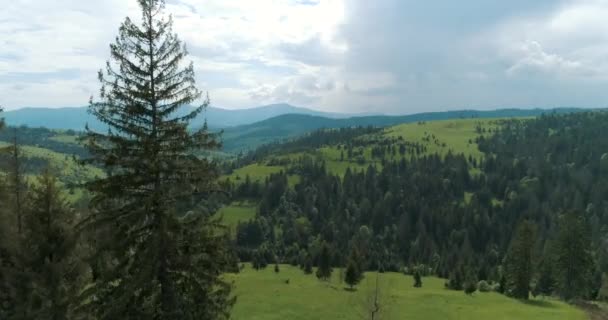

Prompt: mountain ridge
xmin=2 ymin=103 xmax=353 ymax=130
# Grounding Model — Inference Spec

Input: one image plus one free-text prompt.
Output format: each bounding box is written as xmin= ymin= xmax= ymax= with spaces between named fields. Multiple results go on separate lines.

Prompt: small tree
xmin=446 ymin=267 xmax=464 ymax=290
xmin=274 ymin=263 xmax=280 ymax=273
xmin=464 ymin=281 xmax=477 ymax=296
xmin=345 ymin=260 xmax=362 ymax=290
xmin=413 ymin=270 xmax=422 ymax=288
xmin=504 ymin=220 xmax=536 ymax=300
xmin=464 ymin=269 xmax=477 ymax=296
xmin=303 ymin=255 xmax=313 ymax=275
xmin=316 ymin=243 xmax=333 ymax=281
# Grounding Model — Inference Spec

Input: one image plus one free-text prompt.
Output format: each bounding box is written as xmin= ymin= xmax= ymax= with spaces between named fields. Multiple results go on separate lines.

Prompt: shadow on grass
xmin=519 ymin=299 xmax=558 ymax=309
xmin=344 ymin=287 xmax=357 ymax=292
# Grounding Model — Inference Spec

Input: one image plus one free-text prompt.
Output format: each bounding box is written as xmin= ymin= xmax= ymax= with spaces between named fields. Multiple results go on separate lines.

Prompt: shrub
xmin=478 ymin=280 xmax=491 ymax=292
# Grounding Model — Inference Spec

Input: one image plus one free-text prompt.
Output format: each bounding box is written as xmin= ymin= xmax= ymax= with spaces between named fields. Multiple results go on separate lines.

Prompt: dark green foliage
xmin=498 ymin=274 xmax=506 ymax=294
xmin=464 ymin=269 xmax=478 ymax=295
xmin=344 ymin=259 xmax=362 ymax=289
xmin=504 ymin=220 xmax=536 ymax=300
xmin=274 ymin=263 xmax=280 ymax=273
xmin=316 ymin=243 xmax=332 ymax=281
xmin=534 ymin=257 xmax=556 ymax=298
xmin=554 ymin=212 xmax=594 ymax=301
xmin=446 ymin=267 xmax=464 ymax=291
xmin=598 ymin=273 xmax=608 ymax=301
xmin=464 ymin=281 xmax=477 ymax=296
xmin=303 ymin=255 xmax=313 ymax=275
xmin=413 ymin=270 xmax=422 ymax=288
xmin=252 ymin=250 xmax=267 ymax=270
xmin=20 ymin=170 xmax=82 ymax=319
xmin=79 ymin=0 xmax=234 ymax=318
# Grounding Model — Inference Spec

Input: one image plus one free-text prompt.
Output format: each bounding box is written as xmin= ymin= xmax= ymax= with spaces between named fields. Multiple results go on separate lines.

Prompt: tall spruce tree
xmin=504 ymin=220 xmax=535 ymax=300
xmin=21 ymin=169 xmax=81 ymax=319
xmin=554 ymin=212 xmax=594 ymax=301
xmin=79 ymin=0 xmax=234 ymax=318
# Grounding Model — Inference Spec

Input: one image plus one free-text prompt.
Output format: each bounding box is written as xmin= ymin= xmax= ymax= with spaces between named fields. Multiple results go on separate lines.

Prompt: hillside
xmin=224 ymin=118 xmax=500 ymax=184
xmin=221 ymin=108 xmax=588 ymax=152
xmin=220 ymin=111 xmax=607 ymax=319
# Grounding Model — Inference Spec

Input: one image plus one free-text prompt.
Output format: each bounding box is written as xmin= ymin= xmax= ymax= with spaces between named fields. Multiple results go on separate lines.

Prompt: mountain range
xmin=1 ymin=103 xmax=351 ymax=131
xmin=1 ymin=103 xmax=593 ymax=153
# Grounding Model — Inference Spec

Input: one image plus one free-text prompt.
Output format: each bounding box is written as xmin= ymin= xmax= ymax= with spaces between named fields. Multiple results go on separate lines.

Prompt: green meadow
xmin=217 ymin=202 xmax=257 ymax=235
xmin=227 ymin=264 xmax=587 ymax=320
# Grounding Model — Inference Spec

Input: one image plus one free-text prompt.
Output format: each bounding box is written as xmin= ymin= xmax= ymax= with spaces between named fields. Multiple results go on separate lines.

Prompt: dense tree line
xmin=0 ymin=126 xmax=87 ymax=158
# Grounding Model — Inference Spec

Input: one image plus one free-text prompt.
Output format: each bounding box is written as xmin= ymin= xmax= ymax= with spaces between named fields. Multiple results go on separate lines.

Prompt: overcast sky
xmin=2 ymin=0 xmax=608 ymax=113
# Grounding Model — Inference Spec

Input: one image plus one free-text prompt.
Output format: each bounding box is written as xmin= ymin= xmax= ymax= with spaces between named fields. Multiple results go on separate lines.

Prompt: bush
xmin=478 ymin=280 xmax=491 ymax=292
xmin=464 ymin=281 xmax=477 ymax=295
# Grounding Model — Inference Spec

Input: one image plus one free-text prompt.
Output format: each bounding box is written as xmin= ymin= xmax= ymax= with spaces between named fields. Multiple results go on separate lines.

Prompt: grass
xmin=384 ymin=118 xmax=500 ymax=160
xmin=227 ymin=264 xmax=587 ymax=320
xmin=49 ymin=134 xmax=81 ymax=144
xmin=216 ymin=202 xmax=257 ymax=235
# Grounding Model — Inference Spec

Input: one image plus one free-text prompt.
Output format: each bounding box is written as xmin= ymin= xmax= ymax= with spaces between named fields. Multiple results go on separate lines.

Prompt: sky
xmin=1 ymin=0 xmax=608 ymax=114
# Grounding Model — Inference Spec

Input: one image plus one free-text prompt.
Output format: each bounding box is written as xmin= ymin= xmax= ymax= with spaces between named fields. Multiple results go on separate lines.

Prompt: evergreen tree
xmin=534 ymin=256 xmax=556 ymax=298
xmin=504 ymin=220 xmax=535 ymax=300
xmin=344 ymin=259 xmax=362 ymax=290
xmin=79 ymin=0 xmax=234 ymax=318
xmin=554 ymin=212 xmax=594 ymax=300
xmin=463 ymin=269 xmax=477 ymax=295
xmin=20 ymin=170 xmax=82 ymax=319
xmin=303 ymin=255 xmax=313 ymax=275
xmin=316 ymin=243 xmax=333 ymax=281
xmin=413 ymin=269 xmax=422 ymax=288
xmin=446 ymin=266 xmax=464 ymax=290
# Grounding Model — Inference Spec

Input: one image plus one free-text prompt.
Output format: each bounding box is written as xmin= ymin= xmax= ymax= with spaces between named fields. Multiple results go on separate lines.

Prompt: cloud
xmin=2 ymin=0 xmax=608 ymax=112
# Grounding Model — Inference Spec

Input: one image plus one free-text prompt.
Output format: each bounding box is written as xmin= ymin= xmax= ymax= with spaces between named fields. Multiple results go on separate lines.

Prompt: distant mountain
xmin=2 ymin=103 xmax=349 ymax=131
xmin=221 ymin=108 xmax=591 ymax=152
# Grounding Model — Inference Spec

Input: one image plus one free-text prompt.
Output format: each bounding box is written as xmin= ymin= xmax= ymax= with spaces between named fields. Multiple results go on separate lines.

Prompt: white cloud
xmin=2 ymin=0 xmax=608 ymax=113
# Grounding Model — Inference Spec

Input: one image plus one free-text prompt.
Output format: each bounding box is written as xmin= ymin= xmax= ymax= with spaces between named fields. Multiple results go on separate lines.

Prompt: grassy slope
xmin=226 ymin=118 xmax=502 ymax=182
xmin=228 ymin=264 xmax=586 ymax=320
xmin=0 ymin=141 xmax=103 ymax=202
xmin=384 ymin=118 xmax=499 ymax=160
xmin=216 ymin=202 xmax=257 ymax=234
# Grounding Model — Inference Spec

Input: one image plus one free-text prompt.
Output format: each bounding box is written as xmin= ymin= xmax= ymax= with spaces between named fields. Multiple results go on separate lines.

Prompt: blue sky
xmin=1 ymin=0 xmax=608 ymax=113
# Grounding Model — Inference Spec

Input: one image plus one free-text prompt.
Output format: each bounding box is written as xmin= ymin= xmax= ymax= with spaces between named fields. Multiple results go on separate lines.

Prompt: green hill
xmin=225 ymin=118 xmax=501 ymax=183
xmin=221 ymin=108 xmax=588 ymax=152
